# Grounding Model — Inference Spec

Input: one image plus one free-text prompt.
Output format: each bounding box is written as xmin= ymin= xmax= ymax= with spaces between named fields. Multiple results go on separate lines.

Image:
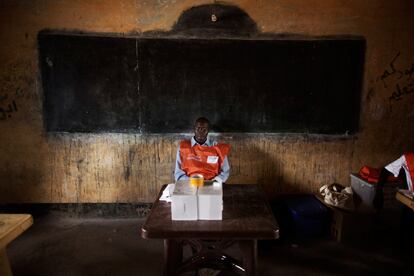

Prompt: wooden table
xmin=0 ymin=214 xmax=33 ymax=276
xmin=396 ymin=190 xmax=414 ymax=211
xmin=141 ymin=184 xmax=279 ymax=276
xmin=395 ymin=190 xmax=414 ymax=258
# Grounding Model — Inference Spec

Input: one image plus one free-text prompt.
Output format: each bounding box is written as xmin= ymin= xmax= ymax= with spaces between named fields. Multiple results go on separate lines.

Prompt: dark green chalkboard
xmin=39 ymin=31 xmax=365 ymax=134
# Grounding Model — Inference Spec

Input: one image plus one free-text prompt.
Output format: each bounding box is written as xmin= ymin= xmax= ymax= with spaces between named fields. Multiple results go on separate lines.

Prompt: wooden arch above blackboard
xmin=39 ymin=4 xmax=365 ymax=134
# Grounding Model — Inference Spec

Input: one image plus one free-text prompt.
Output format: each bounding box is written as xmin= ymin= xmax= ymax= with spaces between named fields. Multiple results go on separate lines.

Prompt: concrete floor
xmin=6 ymin=214 xmax=413 ymax=276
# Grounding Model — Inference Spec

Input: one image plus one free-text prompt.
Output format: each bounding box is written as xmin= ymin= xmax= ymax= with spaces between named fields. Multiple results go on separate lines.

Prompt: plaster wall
xmin=0 ymin=0 xmax=413 ymax=202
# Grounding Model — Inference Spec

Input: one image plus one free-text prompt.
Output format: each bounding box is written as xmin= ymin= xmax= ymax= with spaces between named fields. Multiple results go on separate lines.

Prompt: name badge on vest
xmin=207 ymin=156 xmax=219 ymax=164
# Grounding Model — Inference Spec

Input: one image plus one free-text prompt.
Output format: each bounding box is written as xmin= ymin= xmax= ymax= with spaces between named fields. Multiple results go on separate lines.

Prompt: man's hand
xmin=213 ymin=176 xmax=223 ymax=186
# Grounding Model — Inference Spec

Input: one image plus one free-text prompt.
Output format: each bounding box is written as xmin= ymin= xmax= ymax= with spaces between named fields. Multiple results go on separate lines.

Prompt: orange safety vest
xmin=179 ymin=140 xmax=230 ymax=180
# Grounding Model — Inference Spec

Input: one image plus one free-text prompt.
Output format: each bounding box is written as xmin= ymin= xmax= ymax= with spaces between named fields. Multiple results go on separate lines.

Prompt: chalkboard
xmin=39 ymin=33 xmax=140 ymax=132
xmin=39 ymin=32 xmax=365 ymax=134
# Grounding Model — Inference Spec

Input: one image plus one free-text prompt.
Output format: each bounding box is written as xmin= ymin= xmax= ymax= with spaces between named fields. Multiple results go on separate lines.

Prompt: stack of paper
xmin=159 ymin=183 xmax=175 ymax=202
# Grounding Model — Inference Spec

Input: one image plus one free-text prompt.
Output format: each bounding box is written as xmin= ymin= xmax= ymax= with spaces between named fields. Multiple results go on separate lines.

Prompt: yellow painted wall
xmin=0 ymin=0 xmax=413 ymax=203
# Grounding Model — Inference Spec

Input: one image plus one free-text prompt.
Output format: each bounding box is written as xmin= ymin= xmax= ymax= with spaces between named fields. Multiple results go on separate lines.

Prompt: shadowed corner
xmin=172 ymin=3 xmax=259 ymax=37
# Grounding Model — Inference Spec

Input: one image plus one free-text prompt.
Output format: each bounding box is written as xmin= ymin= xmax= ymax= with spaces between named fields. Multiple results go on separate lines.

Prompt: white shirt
xmin=385 ymin=154 xmax=413 ymax=191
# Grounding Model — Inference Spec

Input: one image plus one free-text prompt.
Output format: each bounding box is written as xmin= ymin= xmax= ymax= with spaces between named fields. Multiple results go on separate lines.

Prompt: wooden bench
xmin=0 ymin=214 xmax=33 ymax=276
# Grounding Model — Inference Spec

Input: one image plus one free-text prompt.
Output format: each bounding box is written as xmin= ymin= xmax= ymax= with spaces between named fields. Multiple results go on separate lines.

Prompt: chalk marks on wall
xmin=0 ymin=61 xmax=33 ymax=122
xmin=378 ymin=51 xmax=402 ymax=88
xmin=0 ymin=88 xmax=20 ymax=121
xmin=0 ymin=96 xmax=18 ymax=120
xmin=377 ymin=51 xmax=414 ymax=109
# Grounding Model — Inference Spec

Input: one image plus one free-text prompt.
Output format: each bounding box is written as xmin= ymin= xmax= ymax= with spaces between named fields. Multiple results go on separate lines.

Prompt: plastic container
xmin=197 ymin=184 xmax=222 ymax=220
xmin=189 ymin=174 xmax=204 ymax=187
xmin=350 ymin=173 xmax=376 ymax=207
xmin=171 ymin=180 xmax=198 ymax=220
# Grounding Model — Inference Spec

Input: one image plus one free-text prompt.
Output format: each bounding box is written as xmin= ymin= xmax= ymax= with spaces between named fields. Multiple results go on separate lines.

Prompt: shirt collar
xmin=191 ymin=136 xmax=211 ymax=147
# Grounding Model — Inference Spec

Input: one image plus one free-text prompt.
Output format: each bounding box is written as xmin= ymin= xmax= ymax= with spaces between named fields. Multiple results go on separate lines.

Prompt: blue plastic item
xmin=277 ymin=195 xmax=330 ymax=239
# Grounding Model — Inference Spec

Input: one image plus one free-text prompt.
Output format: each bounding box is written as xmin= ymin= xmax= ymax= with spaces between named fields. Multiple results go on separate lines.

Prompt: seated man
xmin=174 ymin=117 xmax=230 ymax=184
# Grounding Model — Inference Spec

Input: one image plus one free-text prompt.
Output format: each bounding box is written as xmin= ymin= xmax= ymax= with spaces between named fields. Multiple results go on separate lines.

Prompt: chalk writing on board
xmin=0 ymin=100 xmax=18 ymax=120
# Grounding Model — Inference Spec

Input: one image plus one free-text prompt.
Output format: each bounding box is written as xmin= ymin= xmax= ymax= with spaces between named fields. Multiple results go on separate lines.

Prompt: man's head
xmin=194 ymin=117 xmax=210 ymax=144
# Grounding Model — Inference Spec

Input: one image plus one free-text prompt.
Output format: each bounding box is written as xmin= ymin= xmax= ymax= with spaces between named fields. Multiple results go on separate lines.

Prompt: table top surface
xmin=396 ymin=190 xmax=414 ymax=211
xmin=141 ymin=184 xmax=279 ymax=239
xmin=0 ymin=214 xmax=33 ymax=248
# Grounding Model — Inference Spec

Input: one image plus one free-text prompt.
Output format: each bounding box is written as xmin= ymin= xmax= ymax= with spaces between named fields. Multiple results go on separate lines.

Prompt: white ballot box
xmin=171 ymin=180 xmax=198 ymax=220
xmin=197 ymin=183 xmax=223 ymax=220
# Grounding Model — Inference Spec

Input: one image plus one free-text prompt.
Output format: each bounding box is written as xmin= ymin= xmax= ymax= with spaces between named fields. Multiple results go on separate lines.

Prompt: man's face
xmin=194 ymin=121 xmax=209 ymax=143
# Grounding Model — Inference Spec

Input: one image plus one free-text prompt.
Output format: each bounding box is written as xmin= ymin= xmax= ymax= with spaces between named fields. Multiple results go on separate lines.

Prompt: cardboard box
xmin=171 ymin=180 xmax=198 ymax=220
xmin=316 ymin=195 xmax=373 ymax=243
xmin=350 ymin=173 xmax=399 ymax=210
xmin=197 ymin=184 xmax=223 ymax=220
xmin=350 ymin=173 xmax=376 ymax=207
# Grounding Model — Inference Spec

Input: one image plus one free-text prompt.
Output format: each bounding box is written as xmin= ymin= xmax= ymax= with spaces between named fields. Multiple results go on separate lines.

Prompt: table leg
xmin=164 ymin=239 xmax=183 ymax=276
xmin=0 ymin=247 xmax=13 ymax=276
xmin=239 ymin=240 xmax=257 ymax=276
xmin=400 ymin=206 xmax=414 ymax=259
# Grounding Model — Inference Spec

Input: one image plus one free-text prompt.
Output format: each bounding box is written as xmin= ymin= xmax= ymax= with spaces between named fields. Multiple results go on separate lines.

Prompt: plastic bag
xmin=320 ymin=183 xmax=354 ymax=211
